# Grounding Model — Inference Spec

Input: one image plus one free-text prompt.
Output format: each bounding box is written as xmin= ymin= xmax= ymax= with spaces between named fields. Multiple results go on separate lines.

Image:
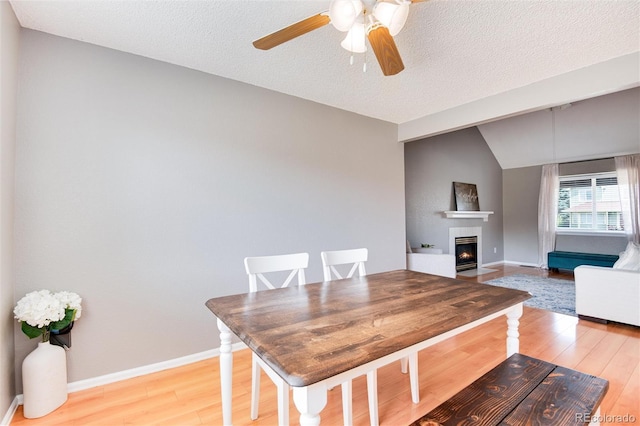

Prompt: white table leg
xmin=217 ymin=318 xmax=233 ymax=426
xmin=367 ymin=370 xmax=379 ymax=426
xmin=341 ymin=381 xmax=352 ymax=426
xmin=293 ymin=384 xmax=327 ymax=426
xmin=276 ymin=379 xmax=290 ymax=426
xmin=506 ymin=303 xmax=523 ymax=357
xmin=400 ymin=357 xmax=408 ymax=374
xmin=251 ymin=354 xmax=260 ymax=420
xmin=408 ymin=352 xmax=419 ymax=403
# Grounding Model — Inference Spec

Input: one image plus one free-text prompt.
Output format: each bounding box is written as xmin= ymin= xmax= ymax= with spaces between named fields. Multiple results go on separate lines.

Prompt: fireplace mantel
xmin=443 ymin=211 xmax=494 ymax=222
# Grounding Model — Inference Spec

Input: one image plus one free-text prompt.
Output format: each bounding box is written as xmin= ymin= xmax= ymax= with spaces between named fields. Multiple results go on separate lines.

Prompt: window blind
xmin=557 ymin=172 xmax=623 ymax=232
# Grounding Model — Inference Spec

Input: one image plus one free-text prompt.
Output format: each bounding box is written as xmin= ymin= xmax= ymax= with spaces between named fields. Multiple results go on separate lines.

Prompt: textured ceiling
xmin=9 ymin=0 xmax=640 ymax=132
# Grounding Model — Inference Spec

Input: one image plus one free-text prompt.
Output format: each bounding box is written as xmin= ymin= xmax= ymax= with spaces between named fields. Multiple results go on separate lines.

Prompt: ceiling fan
xmin=253 ymin=0 xmax=426 ymax=76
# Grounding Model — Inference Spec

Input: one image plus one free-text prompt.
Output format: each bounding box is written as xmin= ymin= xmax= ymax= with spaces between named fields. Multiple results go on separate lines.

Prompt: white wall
xmin=0 ymin=0 xmax=20 ymax=417
xmin=13 ymin=30 xmax=405 ymax=390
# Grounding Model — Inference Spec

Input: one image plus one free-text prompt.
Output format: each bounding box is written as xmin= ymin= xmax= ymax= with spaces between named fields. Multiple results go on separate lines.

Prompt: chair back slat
xmin=321 ymin=248 xmax=368 ymax=281
xmin=245 ymin=252 xmax=309 ymax=292
xmin=256 ymin=273 xmax=277 ymax=290
xmin=330 ymin=265 xmax=344 ymax=280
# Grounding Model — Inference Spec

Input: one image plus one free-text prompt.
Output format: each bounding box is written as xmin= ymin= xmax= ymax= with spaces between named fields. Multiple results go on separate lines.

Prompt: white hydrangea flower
xmin=55 ymin=291 xmax=83 ymax=320
xmin=13 ymin=290 xmax=65 ymax=328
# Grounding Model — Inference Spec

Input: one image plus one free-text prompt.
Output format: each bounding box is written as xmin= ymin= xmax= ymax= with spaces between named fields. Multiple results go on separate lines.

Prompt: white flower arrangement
xmin=14 ymin=290 xmax=82 ymax=342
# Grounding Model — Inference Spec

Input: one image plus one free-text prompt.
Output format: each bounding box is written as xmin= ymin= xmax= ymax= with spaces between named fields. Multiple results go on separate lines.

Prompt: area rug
xmin=484 ymin=274 xmax=576 ymax=317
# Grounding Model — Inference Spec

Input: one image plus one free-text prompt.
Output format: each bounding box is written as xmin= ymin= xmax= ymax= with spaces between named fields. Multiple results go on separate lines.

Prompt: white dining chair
xmin=321 ymin=247 xmax=367 ymax=281
xmin=321 ymin=248 xmax=419 ymax=426
xmin=244 ymin=252 xmax=308 ymax=426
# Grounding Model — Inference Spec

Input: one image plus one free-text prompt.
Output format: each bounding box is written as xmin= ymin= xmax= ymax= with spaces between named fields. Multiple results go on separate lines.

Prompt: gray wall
xmin=408 ymin=91 xmax=635 ymax=267
xmin=405 ymin=127 xmax=504 ymax=264
xmin=502 ymin=161 xmax=628 ymax=264
xmin=0 ymin=0 xmax=19 ymax=417
xmin=503 ymin=166 xmax=540 ymax=265
xmin=489 ymin=89 xmax=638 ymax=263
xmin=13 ymin=30 xmax=405 ymax=390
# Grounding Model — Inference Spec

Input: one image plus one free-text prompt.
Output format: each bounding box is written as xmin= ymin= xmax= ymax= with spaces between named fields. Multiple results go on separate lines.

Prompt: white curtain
xmin=615 ymin=154 xmax=640 ymax=244
xmin=538 ymin=163 xmax=559 ymax=269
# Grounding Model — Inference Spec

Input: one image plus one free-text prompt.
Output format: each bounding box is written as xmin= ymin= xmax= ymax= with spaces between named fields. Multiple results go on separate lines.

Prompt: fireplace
xmin=455 ymin=236 xmax=478 ymax=271
xmin=449 ymin=226 xmax=483 ymax=273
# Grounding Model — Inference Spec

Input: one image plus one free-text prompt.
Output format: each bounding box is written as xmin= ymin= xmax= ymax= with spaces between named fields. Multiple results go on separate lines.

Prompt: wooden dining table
xmin=205 ymin=269 xmax=531 ymax=426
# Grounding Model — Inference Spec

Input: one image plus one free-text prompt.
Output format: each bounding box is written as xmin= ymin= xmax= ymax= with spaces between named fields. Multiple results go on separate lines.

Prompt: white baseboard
xmin=503 ymin=260 xmax=539 ymax=268
xmin=481 ymin=260 xmax=541 ymax=269
xmin=5 ymin=341 xmax=248 ymax=422
xmin=0 ymin=396 xmax=19 ymax=426
xmin=67 ymin=341 xmax=247 ymax=393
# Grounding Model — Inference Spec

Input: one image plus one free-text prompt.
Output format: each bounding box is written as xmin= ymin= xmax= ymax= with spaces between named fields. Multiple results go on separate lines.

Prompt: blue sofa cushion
xmin=548 ymin=251 xmax=619 ymax=272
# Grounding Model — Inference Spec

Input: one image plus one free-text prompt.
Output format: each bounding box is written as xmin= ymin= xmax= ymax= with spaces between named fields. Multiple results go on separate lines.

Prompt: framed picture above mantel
xmin=443 ymin=182 xmax=493 ymax=221
xmin=453 ymin=182 xmax=480 ymax=211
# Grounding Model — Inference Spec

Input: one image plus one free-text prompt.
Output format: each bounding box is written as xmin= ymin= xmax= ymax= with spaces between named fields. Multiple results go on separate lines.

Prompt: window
xmin=557 ymin=172 xmax=624 ymax=233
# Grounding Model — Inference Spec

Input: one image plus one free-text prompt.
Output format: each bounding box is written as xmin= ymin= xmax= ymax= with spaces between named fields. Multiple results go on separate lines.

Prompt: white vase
xmin=22 ymin=341 xmax=68 ymax=418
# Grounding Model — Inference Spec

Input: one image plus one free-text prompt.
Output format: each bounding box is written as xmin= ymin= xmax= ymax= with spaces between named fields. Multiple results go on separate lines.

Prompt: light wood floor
xmin=11 ymin=264 xmax=639 ymax=425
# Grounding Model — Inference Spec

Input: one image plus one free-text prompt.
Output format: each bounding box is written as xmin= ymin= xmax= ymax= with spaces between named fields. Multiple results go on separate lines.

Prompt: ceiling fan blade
xmin=367 ymin=25 xmax=405 ymax=76
xmin=253 ymin=13 xmax=330 ymax=50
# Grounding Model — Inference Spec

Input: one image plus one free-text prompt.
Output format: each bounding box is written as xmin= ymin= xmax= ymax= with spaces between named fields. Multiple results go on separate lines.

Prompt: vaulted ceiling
xmin=9 ymin=0 xmax=640 ymax=142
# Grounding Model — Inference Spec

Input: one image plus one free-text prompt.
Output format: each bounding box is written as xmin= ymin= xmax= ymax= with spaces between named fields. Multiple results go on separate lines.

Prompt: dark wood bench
xmin=548 ymin=251 xmax=618 ymax=272
xmin=410 ymin=353 xmax=609 ymax=426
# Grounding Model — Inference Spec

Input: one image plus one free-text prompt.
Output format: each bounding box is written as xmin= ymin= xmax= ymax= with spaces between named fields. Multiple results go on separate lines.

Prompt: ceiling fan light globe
xmin=329 ymin=0 xmax=363 ymax=31
xmin=373 ymin=1 xmax=409 ymax=36
xmin=340 ymin=22 xmax=367 ymax=53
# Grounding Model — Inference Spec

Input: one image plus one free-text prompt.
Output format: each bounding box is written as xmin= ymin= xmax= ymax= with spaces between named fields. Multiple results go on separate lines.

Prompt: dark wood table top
xmin=205 ymin=270 xmax=531 ymax=387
